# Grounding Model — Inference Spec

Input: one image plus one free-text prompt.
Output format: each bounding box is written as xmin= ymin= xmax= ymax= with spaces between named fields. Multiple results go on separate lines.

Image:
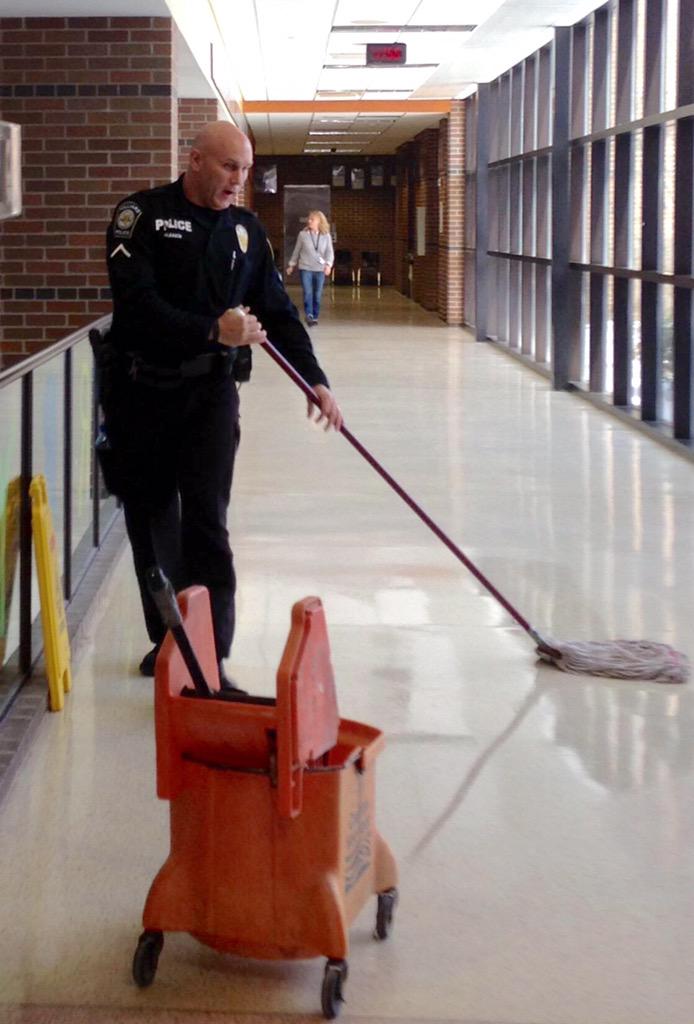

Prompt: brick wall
xmin=412 ymin=129 xmax=440 ymax=311
xmin=394 ymin=145 xmax=413 ymax=295
xmin=438 ymin=101 xmax=466 ymax=324
xmin=0 ymin=16 xmax=176 ymax=362
xmin=394 ymin=128 xmax=440 ymax=312
xmin=394 ymin=108 xmax=467 ymax=323
xmin=177 ymin=96 xmax=222 ymax=174
xmin=251 ymin=155 xmax=396 ymax=284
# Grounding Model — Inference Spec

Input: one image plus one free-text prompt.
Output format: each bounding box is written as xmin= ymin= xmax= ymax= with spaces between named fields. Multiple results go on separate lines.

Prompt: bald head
xmin=183 ymin=120 xmax=254 ymax=211
xmin=190 ymin=121 xmax=252 ymax=160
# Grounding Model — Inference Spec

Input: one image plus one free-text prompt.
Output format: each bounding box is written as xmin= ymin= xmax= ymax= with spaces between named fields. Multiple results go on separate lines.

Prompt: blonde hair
xmin=307 ymin=210 xmax=330 ymax=234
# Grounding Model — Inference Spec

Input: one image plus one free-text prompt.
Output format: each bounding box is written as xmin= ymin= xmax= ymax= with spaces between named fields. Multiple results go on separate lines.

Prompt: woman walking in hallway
xmin=286 ymin=210 xmax=334 ymax=325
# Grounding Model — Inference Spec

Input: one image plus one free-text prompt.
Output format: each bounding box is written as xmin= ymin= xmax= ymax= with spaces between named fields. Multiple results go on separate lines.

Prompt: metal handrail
xmin=0 ymin=314 xmax=112 ymax=388
xmin=0 ymin=314 xmax=116 ymax=716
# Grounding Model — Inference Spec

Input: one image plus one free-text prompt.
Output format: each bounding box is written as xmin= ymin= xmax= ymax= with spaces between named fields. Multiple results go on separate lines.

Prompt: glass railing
xmin=0 ymin=314 xmax=118 ymax=719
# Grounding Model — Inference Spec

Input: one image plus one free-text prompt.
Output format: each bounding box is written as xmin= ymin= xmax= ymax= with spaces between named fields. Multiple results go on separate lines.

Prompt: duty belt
xmin=128 ymin=351 xmax=235 ymax=388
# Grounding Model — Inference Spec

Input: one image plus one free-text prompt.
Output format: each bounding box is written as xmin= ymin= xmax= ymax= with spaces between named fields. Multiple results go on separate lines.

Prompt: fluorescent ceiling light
xmin=319 ymin=66 xmax=433 ymax=92
xmin=335 ymin=0 xmax=483 ymax=27
xmin=211 ymin=0 xmax=266 ymax=99
xmin=362 ymin=91 xmax=412 ymax=99
xmin=409 ymin=0 xmax=485 ymax=24
xmin=251 ymin=0 xmax=335 ymax=100
xmin=335 ymin=0 xmax=418 ymax=23
xmin=308 ymin=130 xmax=382 ymax=135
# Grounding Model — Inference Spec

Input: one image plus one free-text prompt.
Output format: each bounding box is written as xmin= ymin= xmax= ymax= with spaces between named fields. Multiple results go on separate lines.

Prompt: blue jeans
xmin=300 ymin=269 xmax=326 ymax=321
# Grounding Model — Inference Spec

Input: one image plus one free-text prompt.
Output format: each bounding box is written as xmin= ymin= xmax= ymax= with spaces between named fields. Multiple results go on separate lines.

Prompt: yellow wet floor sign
xmin=30 ymin=475 xmax=71 ymax=711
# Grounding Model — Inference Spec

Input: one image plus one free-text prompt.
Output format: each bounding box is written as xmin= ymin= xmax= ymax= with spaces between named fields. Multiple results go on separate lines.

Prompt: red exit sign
xmin=366 ymin=42 xmax=407 ymax=66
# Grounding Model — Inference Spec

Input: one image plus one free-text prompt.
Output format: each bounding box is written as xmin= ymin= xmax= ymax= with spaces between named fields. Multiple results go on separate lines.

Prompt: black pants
xmin=109 ymin=371 xmax=240 ymax=660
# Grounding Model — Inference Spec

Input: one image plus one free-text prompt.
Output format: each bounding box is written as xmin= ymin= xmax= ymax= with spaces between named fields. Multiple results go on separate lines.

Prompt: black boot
xmin=218 ymin=662 xmax=248 ymax=695
xmin=139 ymin=644 xmax=161 ymax=677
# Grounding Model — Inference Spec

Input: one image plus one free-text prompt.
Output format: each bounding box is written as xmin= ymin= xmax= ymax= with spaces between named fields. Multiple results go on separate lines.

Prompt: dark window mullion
xmin=616 ymin=0 xmax=635 ymax=124
xmin=613 ymin=278 xmax=630 ymax=404
xmin=511 ymin=63 xmax=524 ymax=155
xmin=521 ymin=263 xmax=535 ymax=356
xmin=589 ymin=137 xmax=607 ymax=391
xmin=523 ymin=54 xmax=537 ymax=152
xmin=640 ymin=123 xmax=662 ymax=419
xmin=538 ymin=46 xmax=552 ymax=147
xmin=500 ymin=73 xmax=511 ymax=159
xmin=677 ymin=0 xmax=694 ymax=107
xmin=592 ymin=7 xmax=610 ymax=131
xmin=613 ymin=133 xmax=632 ymax=404
xmin=614 ymin=134 xmax=632 ymax=265
xmin=643 ymin=0 xmax=665 ymax=116
xmin=673 ymin=117 xmax=693 ymax=437
xmin=571 ymin=22 xmax=588 ymax=138
xmin=535 ymin=266 xmax=550 ymax=364
xmin=569 ymin=146 xmax=586 ymax=261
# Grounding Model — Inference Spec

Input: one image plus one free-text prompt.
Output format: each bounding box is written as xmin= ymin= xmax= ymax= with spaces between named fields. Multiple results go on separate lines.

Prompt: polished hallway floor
xmin=1 ymin=287 xmax=694 ymax=1024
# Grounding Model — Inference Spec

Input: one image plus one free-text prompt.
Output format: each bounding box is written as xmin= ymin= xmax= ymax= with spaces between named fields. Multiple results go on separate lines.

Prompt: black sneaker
xmin=218 ymin=662 xmax=248 ymax=695
xmin=139 ymin=644 xmax=161 ymax=677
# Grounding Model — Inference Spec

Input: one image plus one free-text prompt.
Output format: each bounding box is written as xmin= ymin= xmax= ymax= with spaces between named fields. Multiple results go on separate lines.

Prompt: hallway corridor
xmin=1 ymin=288 xmax=693 ymax=1024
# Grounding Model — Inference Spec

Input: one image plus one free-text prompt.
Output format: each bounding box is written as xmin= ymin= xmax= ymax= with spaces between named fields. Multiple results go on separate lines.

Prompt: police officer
xmin=105 ymin=121 xmax=342 ymax=689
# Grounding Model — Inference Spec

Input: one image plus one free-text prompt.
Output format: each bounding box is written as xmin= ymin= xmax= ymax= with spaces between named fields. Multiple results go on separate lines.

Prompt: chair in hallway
xmin=357 ymin=251 xmax=381 ymax=287
xmin=332 ymin=248 xmax=355 ymax=285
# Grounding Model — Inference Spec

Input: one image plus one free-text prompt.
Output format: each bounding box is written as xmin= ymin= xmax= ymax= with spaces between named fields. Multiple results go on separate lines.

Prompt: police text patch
xmin=155 ymin=218 xmax=192 ymax=233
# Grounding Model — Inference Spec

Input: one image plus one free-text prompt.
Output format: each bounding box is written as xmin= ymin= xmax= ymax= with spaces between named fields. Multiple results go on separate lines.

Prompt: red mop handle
xmin=260 ymin=340 xmax=537 ymax=640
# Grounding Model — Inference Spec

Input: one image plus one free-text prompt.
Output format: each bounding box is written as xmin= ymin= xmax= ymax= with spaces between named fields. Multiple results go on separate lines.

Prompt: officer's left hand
xmin=310 ymin=385 xmax=343 ymax=432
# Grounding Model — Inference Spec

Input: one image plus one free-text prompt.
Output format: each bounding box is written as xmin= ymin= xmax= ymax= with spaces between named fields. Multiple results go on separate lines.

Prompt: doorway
xmin=283 ymin=185 xmax=331 ymax=272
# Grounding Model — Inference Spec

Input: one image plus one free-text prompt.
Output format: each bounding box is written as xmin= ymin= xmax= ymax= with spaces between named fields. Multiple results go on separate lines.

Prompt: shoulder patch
xmin=113 ymin=201 xmax=142 ymax=239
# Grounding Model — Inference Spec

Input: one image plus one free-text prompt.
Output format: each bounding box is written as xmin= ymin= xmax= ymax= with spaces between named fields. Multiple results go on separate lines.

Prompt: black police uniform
xmin=105 ymin=175 xmax=329 ymax=662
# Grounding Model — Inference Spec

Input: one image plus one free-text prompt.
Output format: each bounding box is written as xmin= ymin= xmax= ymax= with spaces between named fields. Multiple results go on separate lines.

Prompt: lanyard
xmin=310 ymin=231 xmax=320 ymax=252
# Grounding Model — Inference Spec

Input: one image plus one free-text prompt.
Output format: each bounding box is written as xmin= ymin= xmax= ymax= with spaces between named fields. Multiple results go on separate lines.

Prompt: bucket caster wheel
xmin=374 ymin=887 xmax=398 ymax=940
xmin=321 ymin=957 xmax=348 ymax=1019
xmin=132 ymin=929 xmax=164 ymax=988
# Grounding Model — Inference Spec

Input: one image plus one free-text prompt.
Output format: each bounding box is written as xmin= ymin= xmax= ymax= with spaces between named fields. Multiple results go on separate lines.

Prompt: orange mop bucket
xmin=132 ymin=584 xmax=398 ymax=1018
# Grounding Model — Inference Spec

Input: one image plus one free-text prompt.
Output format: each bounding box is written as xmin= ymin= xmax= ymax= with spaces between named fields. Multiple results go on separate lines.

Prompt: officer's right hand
xmin=217 ymin=306 xmax=267 ymax=348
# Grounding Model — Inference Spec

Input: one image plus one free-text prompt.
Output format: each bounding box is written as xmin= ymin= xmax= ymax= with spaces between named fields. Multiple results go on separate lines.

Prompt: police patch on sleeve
xmin=235 ymin=224 xmax=249 ymax=253
xmin=113 ymin=201 xmax=142 ymax=239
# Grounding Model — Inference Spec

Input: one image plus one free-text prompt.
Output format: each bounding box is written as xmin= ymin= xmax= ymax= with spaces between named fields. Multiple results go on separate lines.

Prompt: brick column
xmin=0 ymin=16 xmax=177 ymax=362
xmin=412 ymin=128 xmax=440 ymax=311
xmin=438 ymin=100 xmax=466 ymax=324
xmin=395 ymin=128 xmax=442 ymax=311
xmin=394 ymin=146 xmax=412 ymax=296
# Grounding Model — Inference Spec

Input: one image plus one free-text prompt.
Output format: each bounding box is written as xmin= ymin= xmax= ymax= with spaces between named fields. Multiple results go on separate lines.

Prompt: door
xmin=283 ymin=185 xmax=331 ymax=273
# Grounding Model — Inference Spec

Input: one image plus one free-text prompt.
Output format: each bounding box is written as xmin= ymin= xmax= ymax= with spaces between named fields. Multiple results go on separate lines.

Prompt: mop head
xmin=536 ymin=638 xmax=689 ymax=684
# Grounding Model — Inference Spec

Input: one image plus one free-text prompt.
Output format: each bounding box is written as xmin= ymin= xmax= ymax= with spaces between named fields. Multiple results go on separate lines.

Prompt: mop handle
xmin=260 ymin=340 xmax=537 ymax=640
xmin=146 ymin=567 xmax=212 ymax=698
